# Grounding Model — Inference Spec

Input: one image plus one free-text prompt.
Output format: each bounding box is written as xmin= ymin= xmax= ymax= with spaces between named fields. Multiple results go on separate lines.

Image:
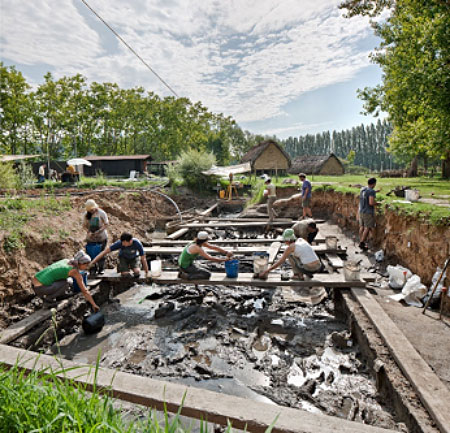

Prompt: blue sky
xmin=0 ymin=0 xmax=384 ymax=139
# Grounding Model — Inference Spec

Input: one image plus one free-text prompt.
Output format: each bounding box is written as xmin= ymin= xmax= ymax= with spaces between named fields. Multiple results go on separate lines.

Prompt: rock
xmin=154 ymin=302 xmax=175 ymax=319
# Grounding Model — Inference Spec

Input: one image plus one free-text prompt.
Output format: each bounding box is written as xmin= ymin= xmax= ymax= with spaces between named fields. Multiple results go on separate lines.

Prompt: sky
xmin=0 ymin=0 xmax=385 ymax=139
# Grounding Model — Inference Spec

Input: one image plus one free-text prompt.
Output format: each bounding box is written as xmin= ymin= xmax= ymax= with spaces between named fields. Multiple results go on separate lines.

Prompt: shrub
xmin=0 ymin=162 xmax=19 ymax=189
xmin=176 ymin=149 xmax=216 ymax=192
xmin=15 ymin=161 xmax=36 ymax=189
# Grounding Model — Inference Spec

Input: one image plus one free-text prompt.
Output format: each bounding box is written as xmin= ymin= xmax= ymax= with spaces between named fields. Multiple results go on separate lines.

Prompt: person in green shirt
xmin=32 ymin=251 xmax=99 ymax=311
xmin=178 ymin=231 xmax=233 ymax=280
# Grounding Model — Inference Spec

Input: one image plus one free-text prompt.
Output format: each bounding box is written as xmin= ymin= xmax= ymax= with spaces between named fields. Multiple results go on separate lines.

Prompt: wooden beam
xmin=326 ymin=254 xmax=344 ymax=269
xmin=167 ymin=204 xmax=218 ymax=239
xmin=144 ymin=245 xmax=345 ymax=256
xmin=150 ymin=237 xmax=326 ymax=245
xmin=0 ymin=345 xmax=392 ymax=433
xmin=351 ymin=288 xmax=450 ymax=433
xmin=178 ymin=221 xmax=294 ymax=229
xmin=167 ymin=227 xmax=189 ymax=240
xmin=0 ymin=309 xmax=52 ymax=344
xmin=267 ymin=242 xmax=281 ymax=264
xmin=100 ymin=270 xmax=369 ymax=288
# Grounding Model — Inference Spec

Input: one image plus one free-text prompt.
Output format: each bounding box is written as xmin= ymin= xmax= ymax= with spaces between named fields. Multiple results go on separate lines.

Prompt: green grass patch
xmin=0 ymin=361 xmax=277 ymax=432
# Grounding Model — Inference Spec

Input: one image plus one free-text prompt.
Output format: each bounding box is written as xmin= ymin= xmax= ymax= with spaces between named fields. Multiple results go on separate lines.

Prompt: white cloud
xmin=0 ymin=0 xmax=375 ymax=126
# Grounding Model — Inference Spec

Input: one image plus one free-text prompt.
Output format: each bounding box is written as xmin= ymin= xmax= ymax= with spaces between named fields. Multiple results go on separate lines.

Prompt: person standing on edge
xmin=264 ymin=176 xmax=278 ymax=222
xmin=299 ymin=173 xmax=312 ymax=219
xmin=178 ymin=231 xmax=233 ymax=280
xmin=84 ymin=199 xmax=109 ymax=274
xmin=358 ymin=177 xmax=377 ymax=251
xmin=90 ymin=232 xmax=149 ymax=277
xmin=32 ymin=251 xmax=99 ymax=311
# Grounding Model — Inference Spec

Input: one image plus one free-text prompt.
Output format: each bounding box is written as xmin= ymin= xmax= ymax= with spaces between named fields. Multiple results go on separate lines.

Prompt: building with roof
xmin=289 ymin=153 xmax=345 ymax=175
xmin=240 ymin=140 xmax=291 ymax=176
xmin=83 ymin=155 xmax=152 ymax=176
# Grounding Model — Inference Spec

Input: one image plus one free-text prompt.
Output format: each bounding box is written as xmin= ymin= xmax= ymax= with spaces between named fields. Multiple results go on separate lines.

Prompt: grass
xmin=0 ymin=194 xmax=72 ymax=251
xmin=0 ymin=360 xmax=277 ymax=433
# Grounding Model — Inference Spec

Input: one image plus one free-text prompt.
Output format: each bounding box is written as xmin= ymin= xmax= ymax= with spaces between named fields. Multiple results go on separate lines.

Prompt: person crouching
xmin=178 ymin=231 xmax=233 ymax=280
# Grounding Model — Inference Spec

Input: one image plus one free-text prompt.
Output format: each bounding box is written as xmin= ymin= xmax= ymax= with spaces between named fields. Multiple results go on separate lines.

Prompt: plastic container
xmin=86 ymin=242 xmax=102 ymax=260
xmin=219 ymin=190 xmax=225 ymax=199
xmin=72 ymin=271 xmax=88 ymax=293
xmin=82 ymin=311 xmax=105 ymax=335
xmin=151 ymin=260 xmax=162 ymax=277
xmin=325 ymin=236 xmax=338 ymax=250
xmin=405 ymin=189 xmax=419 ymax=202
xmin=225 ymin=259 xmax=239 ymax=278
xmin=343 ymin=261 xmax=360 ymax=281
xmin=253 ymin=255 xmax=269 ymax=274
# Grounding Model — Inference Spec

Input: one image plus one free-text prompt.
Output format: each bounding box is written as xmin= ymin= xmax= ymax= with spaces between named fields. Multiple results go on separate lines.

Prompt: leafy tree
xmin=341 ymin=0 xmax=450 ymax=177
xmin=176 ymin=148 xmax=216 ymax=191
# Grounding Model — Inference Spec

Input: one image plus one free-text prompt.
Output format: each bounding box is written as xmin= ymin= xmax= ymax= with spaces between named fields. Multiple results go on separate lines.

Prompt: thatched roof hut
xmin=241 ymin=140 xmax=291 ymax=175
xmin=289 ymin=153 xmax=344 ymax=175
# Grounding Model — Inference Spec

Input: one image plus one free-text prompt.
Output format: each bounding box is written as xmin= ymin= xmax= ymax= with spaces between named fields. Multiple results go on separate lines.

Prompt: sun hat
xmin=298 ymin=173 xmax=306 ymax=178
xmin=197 ymin=231 xmax=209 ymax=240
xmin=265 ymin=177 xmax=271 ymax=183
xmin=85 ymin=199 xmax=98 ymax=211
xmin=282 ymin=228 xmax=296 ymax=241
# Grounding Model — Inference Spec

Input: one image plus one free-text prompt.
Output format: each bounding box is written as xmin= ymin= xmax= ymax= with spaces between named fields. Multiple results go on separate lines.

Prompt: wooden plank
xmin=351 ymin=288 xmax=450 ymax=433
xmin=151 ymin=236 xmax=326 ymax=245
xmin=0 ymin=309 xmax=52 ymax=344
xmin=0 ymin=344 xmax=392 ymax=433
xmin=144 ymin=245 xmax=344 ymax=256
xmin=87 ymin=279 xmax=102 ymax=287
xmin=100 ymin=269 xmax=369 ymax=288
xmin=199 ymin=217 xmax=294 ymax=223
xmin=168 ymin=204 xmax=218 ymax=239
xmin=267 ymin=242 xmax=281 ymax=264
xmin=179 ymin=221 xmax=294 ymax=229
xmin=167 ymin=227 xmax=189 ymax=240
xmin=326 ymin=253 xmax=344 ymax=269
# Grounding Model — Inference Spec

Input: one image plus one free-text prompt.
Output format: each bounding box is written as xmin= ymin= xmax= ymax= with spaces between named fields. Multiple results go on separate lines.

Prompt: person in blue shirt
xmin=89 ymin=232 xmax=149 ymax=277
xmin=299 ymin=173 xmax=312 ymax=219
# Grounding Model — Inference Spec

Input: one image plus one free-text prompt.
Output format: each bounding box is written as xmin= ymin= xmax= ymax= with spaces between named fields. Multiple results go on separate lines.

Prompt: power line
xmin=80 ymin=0 xmax=179 ymax=97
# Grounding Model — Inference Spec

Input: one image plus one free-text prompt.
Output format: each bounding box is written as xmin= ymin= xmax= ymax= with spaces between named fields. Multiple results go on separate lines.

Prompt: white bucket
xmin=253 ymin=256 xmax=269 ymax=274
xmin=344 ymin=261 xmax=360 ymax=281
xmin=151 ymin=260 xmax=162 ymax=277
xmin=405 ymin=189 xmax=419 ymax=202
xmin=325 ymin=236 xmax=338 ymax=250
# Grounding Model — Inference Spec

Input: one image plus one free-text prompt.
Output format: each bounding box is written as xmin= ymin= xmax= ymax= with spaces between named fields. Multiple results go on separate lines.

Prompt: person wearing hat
xmin=298 ymin=173 xmax=312 ymax=219
xmin=83 ymin=199 xmax=109 ymax=274
xmin=89 ymin=232 xmax=149 ymax=278
xmin=178 ymin=231 xmax=233 ymax=280
xmin=32 ymin=251 xmax=99 ymax=310
xmin=263 ymin=176 xmax=278 ymax=222
xmin=259 ymin=229 xmax=323 ymax=280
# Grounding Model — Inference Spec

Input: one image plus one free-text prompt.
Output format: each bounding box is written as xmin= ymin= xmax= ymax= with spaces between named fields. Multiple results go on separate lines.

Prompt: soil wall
xmin=277 ymin=187 xmax=450 ymax=285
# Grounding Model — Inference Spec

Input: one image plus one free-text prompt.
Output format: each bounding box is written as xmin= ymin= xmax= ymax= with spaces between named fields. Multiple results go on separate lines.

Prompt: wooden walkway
xmin=100 ymin=269 xmax=370 ymax=288
xmin=177 ymin=221 xmax=294 ymax=229
xmin=150 ymin=236 xmax=326 ymax=245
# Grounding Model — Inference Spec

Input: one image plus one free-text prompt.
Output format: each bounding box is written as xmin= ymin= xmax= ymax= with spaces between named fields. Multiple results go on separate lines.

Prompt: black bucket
xmin=82 ymin=311 xmax=105 ymax=335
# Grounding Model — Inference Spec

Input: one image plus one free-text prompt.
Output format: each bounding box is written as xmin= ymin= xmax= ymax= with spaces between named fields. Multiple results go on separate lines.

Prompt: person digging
xmin=90 ymin=232 xmax=149 ymax=278
xmin=178 ymin=231 xmax=234 ymax=280
xmin=32 ymin=251 xmax=99 ymax=311
xmin=259 ymin=228 xmax=324 ymax=281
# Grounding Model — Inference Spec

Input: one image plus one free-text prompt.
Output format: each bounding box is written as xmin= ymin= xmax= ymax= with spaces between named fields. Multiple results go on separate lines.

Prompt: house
xmin=83 ymin=155 xmax=152 ymax=176
xmin=289 ymin=153 xmax=345 ymax=175
xmin=241 ymin=140 xmax=291 ymax=176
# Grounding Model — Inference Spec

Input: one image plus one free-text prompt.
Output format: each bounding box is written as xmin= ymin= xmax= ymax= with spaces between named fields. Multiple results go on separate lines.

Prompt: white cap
xmin=197 ymin=231 xmax=209 ymax=240
xmin=85 ymin=199 xmax=98 ymax=211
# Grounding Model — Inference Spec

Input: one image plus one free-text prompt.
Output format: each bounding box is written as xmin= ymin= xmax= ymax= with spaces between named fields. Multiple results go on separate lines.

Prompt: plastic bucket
xmin=344 ymin=261 xmax=360 ymax=281
xmin=82 ymin=311 xmax=105 ymax=335
xmin=219 ymin=190 xmax=225 ymax=199
xmin=86 ymin=242 xmax=102 ymax=260
xmin=72 ymin=271 xmax=88 ymax=293
xmin=151 ymin=260 xmax=162 ymax=277
xmin=325 ymin=236 xmax=338 ymax=250
xmin=225 ymin=259 xmax=239 ymax=278
xmin=253 ymin=255 xmax=269 ymax=274
xmin=405 ymin=189 xmax=419 ymax=202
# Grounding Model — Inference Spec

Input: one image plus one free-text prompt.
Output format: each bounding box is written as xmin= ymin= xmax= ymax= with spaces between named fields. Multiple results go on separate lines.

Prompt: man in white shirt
xmin=259 ymin=229 xmax=324 ymax=280
xmin=263 ymin=177 xmax=278 ymax=222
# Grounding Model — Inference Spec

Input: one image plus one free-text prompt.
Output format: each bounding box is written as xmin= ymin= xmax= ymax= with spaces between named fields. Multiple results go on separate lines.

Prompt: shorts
xmin=302 ymin=197 xmax=311 ymax=208
xmin=118 ymin=256 xmax=140 ymax=272
xmin=359 ymin=213 xmax=376 ymax=228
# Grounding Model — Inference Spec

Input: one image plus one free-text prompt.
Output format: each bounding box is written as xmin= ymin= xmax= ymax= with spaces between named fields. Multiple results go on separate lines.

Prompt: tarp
xmin=67 ymin=158 xmax=92 ymax=166
xmin=202 ymin=162 xmax=251 ymax=177
xmin=0 ymin=154 xmax=40 ymax=162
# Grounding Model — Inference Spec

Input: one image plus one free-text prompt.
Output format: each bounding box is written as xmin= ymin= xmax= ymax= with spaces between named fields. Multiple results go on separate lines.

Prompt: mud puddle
xmin=53 ymin=279 xmax=405 ymax=431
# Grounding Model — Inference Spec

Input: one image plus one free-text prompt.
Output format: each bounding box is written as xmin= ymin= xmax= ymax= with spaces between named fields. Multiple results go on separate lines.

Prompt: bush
xmin=15 ymin=161 xmax=36 ymax=188
xmin=0 ymin=162 xmax=19 ymax=189
xmin=176 ymin=149 xmax=216 ymax=192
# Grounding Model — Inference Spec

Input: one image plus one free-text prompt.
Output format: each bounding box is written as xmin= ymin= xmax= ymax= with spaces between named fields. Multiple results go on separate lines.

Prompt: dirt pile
xmin=0 ymin=189 xmax=213 ymax=328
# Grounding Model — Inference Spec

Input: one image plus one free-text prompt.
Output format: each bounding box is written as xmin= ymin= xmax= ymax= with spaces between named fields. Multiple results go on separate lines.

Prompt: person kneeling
xmin=259 ymin=229 xmax=324 ymax=280
xmin=32 ymin=251 xmax=99 ymax=311
xmin=90 ymin=232 xmax=149 ymax=278
xmin=178 ymin=231 xmax=233 ymax=280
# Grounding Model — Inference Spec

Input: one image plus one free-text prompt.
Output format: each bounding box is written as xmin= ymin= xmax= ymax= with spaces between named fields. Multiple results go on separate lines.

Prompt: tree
xmin=341 ymin=0 xmax=450 ymax=177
